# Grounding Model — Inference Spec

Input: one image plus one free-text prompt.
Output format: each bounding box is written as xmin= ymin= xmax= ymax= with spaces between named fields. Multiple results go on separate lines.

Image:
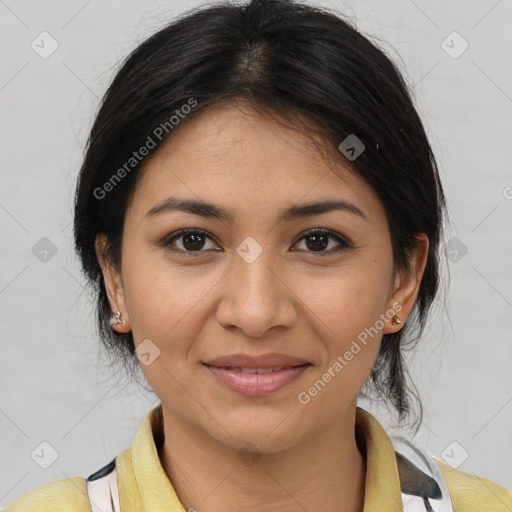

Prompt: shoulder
xmin=3 ymin=476 xmax=91 ymax=512
xmin=434 ymin=457 xmax=512 ymax=511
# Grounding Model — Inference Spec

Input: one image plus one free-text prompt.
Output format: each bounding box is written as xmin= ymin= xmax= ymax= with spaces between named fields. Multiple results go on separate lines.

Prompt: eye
xmin=162 ymin=228 xmax=351 ymax=256
xmin=292 ymin=228 xmax=352 ymax=256
xmin=162 ymin=229 xmax=220 ymax=254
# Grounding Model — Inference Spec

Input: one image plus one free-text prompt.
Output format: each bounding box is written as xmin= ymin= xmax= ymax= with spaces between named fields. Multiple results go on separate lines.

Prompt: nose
xmin=215 ymin=247 xmax=297 ymax=339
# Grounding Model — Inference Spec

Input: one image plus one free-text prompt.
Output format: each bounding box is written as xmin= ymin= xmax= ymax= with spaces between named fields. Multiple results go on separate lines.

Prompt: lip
xmin=203 ymin=353 xmax=310 ymax=368
xmin=203 ymin=363 xmax=312 ymax=397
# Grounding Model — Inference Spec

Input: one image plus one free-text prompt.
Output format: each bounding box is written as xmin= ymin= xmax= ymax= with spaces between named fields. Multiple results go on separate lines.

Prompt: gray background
xmin=1 ymin=0 xmax=511 ymax=507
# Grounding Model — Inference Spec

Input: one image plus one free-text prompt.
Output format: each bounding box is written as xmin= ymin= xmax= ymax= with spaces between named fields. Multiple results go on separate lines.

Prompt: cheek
xmin=121 ymin=233 xmax=203 ymax=326
xmin=120 ymin=247 xmax=227 ymax=376
xmin=288 ymin=283 xmax=386 ymax=438
xmin=124 ymin=268 xmax=212 ymax=344
xmin=120 ymin=261 xmax=210 ymax=406
xmin=299 ymin=259 xmax=391 ymax=338
xmin=295 ymin=261 xmax=390 ymax=389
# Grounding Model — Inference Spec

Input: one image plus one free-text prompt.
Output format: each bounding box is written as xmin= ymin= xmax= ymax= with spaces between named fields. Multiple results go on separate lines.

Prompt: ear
xmin=95 ymin=234 xmax=131 ymax=333
xmin=383 ymin=233 xmax=429 ymax=334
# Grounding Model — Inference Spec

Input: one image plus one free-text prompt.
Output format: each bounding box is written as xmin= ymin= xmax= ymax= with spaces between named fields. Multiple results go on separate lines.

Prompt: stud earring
xmin=113 ymin=311 xmax=126 ymax=325
xmin=391 ymin=315 xmax=403 ymax=325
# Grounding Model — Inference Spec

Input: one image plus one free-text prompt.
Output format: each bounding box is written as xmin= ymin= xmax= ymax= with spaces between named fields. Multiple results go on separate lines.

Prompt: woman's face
xmin=98 ymin=101 xmax=427 ymax=453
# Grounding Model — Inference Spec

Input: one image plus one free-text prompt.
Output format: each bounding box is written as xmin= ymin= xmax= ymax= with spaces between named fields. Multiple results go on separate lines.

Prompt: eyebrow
xmin=145 ymin=196 xmax=369 ymax=223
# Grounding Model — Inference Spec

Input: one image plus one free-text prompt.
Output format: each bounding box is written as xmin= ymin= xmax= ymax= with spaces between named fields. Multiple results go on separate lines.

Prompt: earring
xmin=391 ymin=315 xmax=403 ymax=325
xmin=113 ymin=311 xmax=126 ymax=325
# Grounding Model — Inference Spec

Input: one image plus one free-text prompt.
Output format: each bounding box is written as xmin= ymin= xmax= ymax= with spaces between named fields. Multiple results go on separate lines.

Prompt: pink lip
xmin=203 ymin=364 xmax=312 ymax=397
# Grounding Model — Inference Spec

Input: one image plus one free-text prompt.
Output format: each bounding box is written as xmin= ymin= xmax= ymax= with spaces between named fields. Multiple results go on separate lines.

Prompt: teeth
xmin=210 ymin=365 xmax=295 ymax=373
xmin=235 ymin=366 xmax=285 ymax=374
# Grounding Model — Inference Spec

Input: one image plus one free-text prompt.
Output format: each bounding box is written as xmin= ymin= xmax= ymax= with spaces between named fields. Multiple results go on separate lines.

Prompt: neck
xmin=158 ymin=405 xmax=367 ymax=512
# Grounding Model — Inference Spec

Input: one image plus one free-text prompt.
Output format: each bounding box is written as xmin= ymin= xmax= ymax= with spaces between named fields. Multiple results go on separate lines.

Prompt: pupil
xmin=183 ymin=232 xmax=204 ymax=251
xmin=306 ymin=233 xmax=328 ymax=251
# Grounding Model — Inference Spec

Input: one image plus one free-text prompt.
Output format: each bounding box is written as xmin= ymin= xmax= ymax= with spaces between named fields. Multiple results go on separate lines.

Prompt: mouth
xmin=202 ymin=363 xmax=312 ymax=397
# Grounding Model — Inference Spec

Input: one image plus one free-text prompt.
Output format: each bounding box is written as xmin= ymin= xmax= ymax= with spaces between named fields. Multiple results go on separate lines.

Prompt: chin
xmin=211 ymin=410 xmax=311 ymax=452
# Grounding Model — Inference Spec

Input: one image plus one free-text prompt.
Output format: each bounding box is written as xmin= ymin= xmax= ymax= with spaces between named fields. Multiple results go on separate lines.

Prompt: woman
xmin=6 ymin=0 xmax=511 ymax=510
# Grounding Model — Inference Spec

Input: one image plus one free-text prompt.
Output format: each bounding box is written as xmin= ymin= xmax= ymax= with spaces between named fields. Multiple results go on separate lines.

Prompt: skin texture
xmin=96 ymin=101 xmax=429 ymax=512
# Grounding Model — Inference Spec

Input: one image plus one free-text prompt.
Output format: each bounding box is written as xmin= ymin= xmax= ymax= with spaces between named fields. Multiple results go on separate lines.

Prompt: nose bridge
xmin=232 ymin=236 xmax=282 ymax=305
xmin=215 ymin=235 xmax=295 ymax=337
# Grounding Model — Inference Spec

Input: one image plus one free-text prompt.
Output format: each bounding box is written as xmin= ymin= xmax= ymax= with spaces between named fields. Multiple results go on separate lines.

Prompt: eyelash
xmin=161 ymin=228 xmax=352 ymax=257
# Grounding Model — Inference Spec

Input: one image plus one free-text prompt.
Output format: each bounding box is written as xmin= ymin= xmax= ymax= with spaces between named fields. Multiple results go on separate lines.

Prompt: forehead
xmin=127 ymin=102 xmax=384 ymax=224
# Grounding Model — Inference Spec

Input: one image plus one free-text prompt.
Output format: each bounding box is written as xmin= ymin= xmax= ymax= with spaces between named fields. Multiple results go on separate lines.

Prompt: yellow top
xmin=5 ymin=405 xmax=512 ymax=511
